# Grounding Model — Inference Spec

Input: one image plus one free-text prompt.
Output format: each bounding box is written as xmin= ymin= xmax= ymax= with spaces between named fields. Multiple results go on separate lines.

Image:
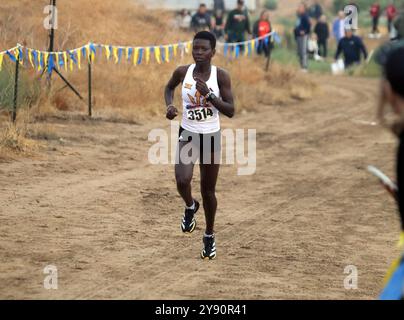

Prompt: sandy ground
xmin=0 ymin=73 xmax=402 ymax=300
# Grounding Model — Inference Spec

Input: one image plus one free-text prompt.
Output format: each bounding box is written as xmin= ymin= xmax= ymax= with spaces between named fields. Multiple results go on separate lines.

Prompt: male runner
xmin=164 ymin=31 xmax=235 ymax=260
xmin=377 ymin=46 xmax=404 ymax=299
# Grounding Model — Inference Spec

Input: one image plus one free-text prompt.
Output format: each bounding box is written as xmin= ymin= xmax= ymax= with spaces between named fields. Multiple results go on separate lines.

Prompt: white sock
xmin=185 ymin=201 xmax=195 ymax=210
xmin=204 ymin=233 xmax=215 ymax=238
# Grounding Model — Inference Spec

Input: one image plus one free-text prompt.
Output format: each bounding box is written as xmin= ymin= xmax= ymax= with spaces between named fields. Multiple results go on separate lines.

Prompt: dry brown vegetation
xmin=0 ymin=0 xmax=318 ymax=154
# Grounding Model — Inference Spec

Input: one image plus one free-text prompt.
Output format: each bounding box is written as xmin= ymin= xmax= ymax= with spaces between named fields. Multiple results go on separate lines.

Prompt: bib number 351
xmin=187 ymin=108 xmax=214 ymax=121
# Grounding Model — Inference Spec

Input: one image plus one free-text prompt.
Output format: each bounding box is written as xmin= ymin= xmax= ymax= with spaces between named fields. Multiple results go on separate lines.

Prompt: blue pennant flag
xmin=128 ymin=47 xmax=133 ymax=61
xmin=58 ymin=53 xmax=64 ymax=67
xmin=118 ymin=47 xmax=123 ymax=63
xmin=47 ymin=54 xmax=54 ymax=74
xmin=6 ymin=50 xmax=16 ymax=62
xmin=273 ymin=32 xmax=282 ymax=44
xmin=137 ymin=48 xmax=143 ymax=65
xmin=235 ymin=45 xmax=240 ymax=58
xmin=68 ymin=51 xmax=77 ymax=63
xmin=32 ymin=50 xmax=38 ymax=68
xmin=160 ymin=46 xmax=165 ymax=63
xmin=223 ymin=43 xmax=229 ymax=57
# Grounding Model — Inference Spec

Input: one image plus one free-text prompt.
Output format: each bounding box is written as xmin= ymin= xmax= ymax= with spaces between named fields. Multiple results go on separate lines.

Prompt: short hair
xmin=384 ymin=47 xmax=404 ymax=98
xmin=199 ymin=3 xmax=206 ymax=8
xmin=193 ymin=31 xmax=216 ymax=50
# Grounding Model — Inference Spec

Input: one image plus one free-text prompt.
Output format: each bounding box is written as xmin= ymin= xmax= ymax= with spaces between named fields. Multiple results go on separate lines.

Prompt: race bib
xmin=187 ymin=107 xmax=214 ymax=122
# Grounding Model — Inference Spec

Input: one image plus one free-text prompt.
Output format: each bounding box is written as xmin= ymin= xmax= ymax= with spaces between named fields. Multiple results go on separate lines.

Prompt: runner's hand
xmin=195 ymin=77 xmax=210 ymax=96
xmin=166 ymin=105 xmax=178 ymax=120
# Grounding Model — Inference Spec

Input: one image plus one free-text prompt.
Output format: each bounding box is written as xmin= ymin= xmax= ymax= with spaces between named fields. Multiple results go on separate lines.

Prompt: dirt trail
xmin=0 ymin=73 xmax=401 ymax=299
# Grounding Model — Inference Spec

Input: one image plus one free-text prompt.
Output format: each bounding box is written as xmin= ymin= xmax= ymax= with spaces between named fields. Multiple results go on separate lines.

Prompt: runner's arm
xmin=212 ymin=68 xmax=235 ymax=118
xmin=164 ymin=66 xmax=187 ymax=119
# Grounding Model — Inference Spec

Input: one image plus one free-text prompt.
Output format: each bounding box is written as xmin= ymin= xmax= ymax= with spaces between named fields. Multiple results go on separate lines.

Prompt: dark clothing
xmin=335 ymin=35 xmax=368 ymax=67
xmin=225 ymin=9 xmax=251 ymax=42
xmin=294 ymin=13 xmax=311 ymax=38
xmin=370 ymin=3 xmax=381 ymax=33
xmin=213 ymin=0 xmax=225 ymax=12
xmin=314 ymin=22 xmax=329 ymax=41
xmin=372 ymin=16 xmax=380 ymax=33
xmin=317 ymin=39 xmax=327 ymax=57
xmin=398 ymin=132 xmax=404 ymax=230
xmin=191 ymin=12 xmax=211 ymax=32
xmin=308 ymin=4 xmax=323 ymax=20
xmin=314 ymin=22 xmax=329 ymax=57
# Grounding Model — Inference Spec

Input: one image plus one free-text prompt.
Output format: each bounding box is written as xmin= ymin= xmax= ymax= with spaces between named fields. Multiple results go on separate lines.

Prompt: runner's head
xmin=382 ymin=47 xmax=404 ymax=115
xmin=192 ymin=31 xmax=216 ymax=64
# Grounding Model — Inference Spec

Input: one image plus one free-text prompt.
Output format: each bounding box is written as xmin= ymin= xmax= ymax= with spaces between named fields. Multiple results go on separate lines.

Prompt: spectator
xmin=308 ymin=0 xmax=323 ymax=21
xmin=332 ymin=11 xmax=345 ymax=45
xmin=253 ymin=10 xmax=272 ymax=57
xmin=314 ymin=15 xmax=329 ymax=57
xmin=213 ymin=9 xmax=226 ymax=40
xmin=386 ymin=2 xmax=398 ymax=34
xmin=176 ymin=9 xmax=192 ymax=31
xmin=225 ymin=0 xmax=251 ymax=44
xmin=370 ymin=1 xmax=381 ymax=35
xmin=308 ymin=34 xmax=322 ymax=61
xmin=335 ymin=28 xmax=368 ymax=68
xmin=394 ymin=7 xmax=404 ymax=40
xmin=191 ymin=4 xmax=212 ymax=33
xmin=214 ymin=0 xmax=225 ymax=13
xmin=294 ymin=3 xmax=311 ymax=71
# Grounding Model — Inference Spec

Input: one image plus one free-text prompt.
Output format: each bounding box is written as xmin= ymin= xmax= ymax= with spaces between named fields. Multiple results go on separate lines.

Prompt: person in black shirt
xmin=377 ymin=45 xmax=404 ymax=300
xmin=378 ymin=46 xmax=404 ymax=231
xmin=314 ymin=15 xmax=329 ymax=57
xmin=191 ymin=4 xmax=212 ymax=33
xmin=335 ymin=28 xmax=368 ymax=68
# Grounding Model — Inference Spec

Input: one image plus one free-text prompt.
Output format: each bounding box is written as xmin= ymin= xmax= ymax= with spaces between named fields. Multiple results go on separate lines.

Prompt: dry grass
xmin=0 ymin=0 xmax=317 ymax=123
xmin=0 ymin=122 xmax=39 ymax=158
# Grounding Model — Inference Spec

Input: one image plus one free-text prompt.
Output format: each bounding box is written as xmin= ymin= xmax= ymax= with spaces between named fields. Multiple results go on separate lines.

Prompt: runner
xmin=376 ymin=46 xmax=404 ymax=300
xmin=164 ymin=31 xmax=235 ymax=260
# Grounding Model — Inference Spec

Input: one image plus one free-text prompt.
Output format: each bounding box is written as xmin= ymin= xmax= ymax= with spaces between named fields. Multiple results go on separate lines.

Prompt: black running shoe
xmin=201 ymin=234 xmax=216 ymax=260
xmin=181 ymin=200 xmax=200 ymax=233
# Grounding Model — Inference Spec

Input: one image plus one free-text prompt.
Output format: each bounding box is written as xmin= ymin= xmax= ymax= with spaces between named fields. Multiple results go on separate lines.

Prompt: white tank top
xmin=181 ymin=64 xmax=221 ymax=134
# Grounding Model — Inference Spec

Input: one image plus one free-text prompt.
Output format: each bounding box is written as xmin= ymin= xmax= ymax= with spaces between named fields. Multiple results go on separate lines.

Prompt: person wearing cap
xmin=224 ymin=0 xmax=251 ymax=45
xmin=335 ymin=28 xmax=368 ymax=68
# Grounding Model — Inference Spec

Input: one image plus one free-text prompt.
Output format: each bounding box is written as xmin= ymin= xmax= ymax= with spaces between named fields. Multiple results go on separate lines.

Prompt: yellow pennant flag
xmin=173 ymin=44 xmax=178 ymax=57
xmin=154 ymin=47 xmax=161 ymax=64
xmin=37 ymin=51 xmax=42 ymax=72
xmin=69 ymin=53 xmax=74 ymax=71
xmin=77 ymin=49 xmax=82 ymax=69
xmin=133 ymin=47 xmax=139 ymax=66
xmin=125 ymin=47 xmax=130 ymax=61
xmin=244 ymin=42 xmax=249 ymax=57
xmin=251 ymin=40 xmax=255 ymax=53
xmin=145 ymin=47 xmax=150 ymax=64
xmin=28 ymin=49 xmax=34 ymax=68
xmin=165 ymin=46 xmax=170 ymax=63
xmin=44 ymin=52 xmax=49 ymax=69
xmin=113 ymin=46 xmax=119 ymax=64
xmin=0 ymin=53 xmax=3 ymax=71
xmin=186 ymin=42 xmax=192 ymax=54
xmin=105 ymin=45 xmax=111 ymax=60
xmin=63 ymin=52 xmax=68 ymax=71
xmin=55 ymin=53 xmax=60 ymax=68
